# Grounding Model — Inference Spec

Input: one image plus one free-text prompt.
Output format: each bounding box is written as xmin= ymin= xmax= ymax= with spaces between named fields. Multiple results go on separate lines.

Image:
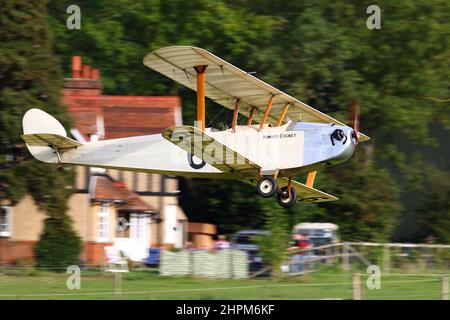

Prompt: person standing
xmin=215 ymin=235 xmax=230 ymax=251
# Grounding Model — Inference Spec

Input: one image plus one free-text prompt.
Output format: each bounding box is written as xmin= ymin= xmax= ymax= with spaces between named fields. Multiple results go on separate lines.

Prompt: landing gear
xmin=256 ymin=175 xmax=298 ymax=207
xmin=256 ymin=176 xmax=277 ymax=198
xmin=277 ymin=186 xmax=298 ymax=208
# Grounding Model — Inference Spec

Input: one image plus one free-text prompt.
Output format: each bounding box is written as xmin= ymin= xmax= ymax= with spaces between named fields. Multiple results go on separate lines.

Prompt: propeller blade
xmin=349 ymin=100 xmax=360 ymax=144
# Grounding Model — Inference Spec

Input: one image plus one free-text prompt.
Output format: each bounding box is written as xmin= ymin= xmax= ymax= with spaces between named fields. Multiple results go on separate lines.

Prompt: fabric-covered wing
xmin=162 ymin=125 xmax=260 ymax=173
xmin=277 ymin=178 xmax=338 ymax=203
xmin=144 ymin=46 xmax=369 ymax=142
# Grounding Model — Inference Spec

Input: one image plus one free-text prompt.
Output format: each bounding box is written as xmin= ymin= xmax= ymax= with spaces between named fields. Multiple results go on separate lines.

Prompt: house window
xmin=116 ymin=212 xmax=130 ymax=238
xmin=0 ymin=206 xmax=11 ymax=237
xmin=130 ymin=213 xmax=140 ymax=239
xmin=97 ymin=202 xmax=109 ymax=242
xmin=116 ymin=212 xmax=149 ymax=240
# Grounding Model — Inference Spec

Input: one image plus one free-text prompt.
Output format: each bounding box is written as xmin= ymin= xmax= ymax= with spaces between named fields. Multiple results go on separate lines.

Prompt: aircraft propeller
xmin=349 ymin=100 xmax=360 ymax=145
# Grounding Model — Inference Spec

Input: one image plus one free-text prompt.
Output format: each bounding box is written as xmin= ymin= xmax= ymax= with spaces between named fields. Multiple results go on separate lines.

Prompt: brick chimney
xmin=64 ymin=56 xmax=102 ymax=96
xmin=71 ymin=56 xmax=82 ymax=78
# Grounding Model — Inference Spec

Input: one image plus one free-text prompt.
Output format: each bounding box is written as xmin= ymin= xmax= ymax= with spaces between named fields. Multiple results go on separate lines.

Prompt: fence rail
xmin=287 ymin=241 xmax=450 ymax=275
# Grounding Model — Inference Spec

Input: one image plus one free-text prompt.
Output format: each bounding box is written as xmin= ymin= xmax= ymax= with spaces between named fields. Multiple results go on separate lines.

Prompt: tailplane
xmin=21 ymin=133 xmax=82 ymax=149
xmin=21 ymin=108 xmax=82 ymax=163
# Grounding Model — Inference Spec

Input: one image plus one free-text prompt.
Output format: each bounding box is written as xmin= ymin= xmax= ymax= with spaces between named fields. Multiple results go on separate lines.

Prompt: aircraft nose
xmin=331 ymin=128 xmax=355 ymax=163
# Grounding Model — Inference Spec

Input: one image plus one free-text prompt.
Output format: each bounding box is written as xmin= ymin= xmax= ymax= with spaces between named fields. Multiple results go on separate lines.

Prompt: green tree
xmin=418 ymin=167 xmax=450 ymax=243
xmin=253 ymin=202 xmax=290 ymax=277
xmin=0 ymin=1 xmax=81 ymax=268
xmin=45 ymin=0 xmax=450 ymax=243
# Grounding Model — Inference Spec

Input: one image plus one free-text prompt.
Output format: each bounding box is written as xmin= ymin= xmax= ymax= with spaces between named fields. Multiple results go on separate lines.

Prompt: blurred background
xmin=0 ymin=0 xmax=448 ymax=299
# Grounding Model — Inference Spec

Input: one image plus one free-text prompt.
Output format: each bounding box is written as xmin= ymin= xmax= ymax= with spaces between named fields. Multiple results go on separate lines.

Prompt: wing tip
xmin=359 ymin=132 xmax=371 ymax=142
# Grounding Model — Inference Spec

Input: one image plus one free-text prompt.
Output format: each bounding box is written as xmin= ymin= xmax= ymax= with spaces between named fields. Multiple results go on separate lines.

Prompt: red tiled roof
xmin=90 ymin=176 xmax=155 ymax=212
xmin=90 ymin=176 xmax=129 ymax=202
xmin=102 ymin=101 xmax=178 ymax=139
xmin=119 ymin=196 xmax=155 ymax=212
xmin=63 ymin=94 xmax=180 ymax=140
xmin=62 ymin=57 xmax=181 ymax=141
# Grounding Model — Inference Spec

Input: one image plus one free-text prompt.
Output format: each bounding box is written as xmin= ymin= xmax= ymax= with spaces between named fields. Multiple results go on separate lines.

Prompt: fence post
xmin=326 ymin=247 xmax=332 ymax=265
xmin=230 ymin=249 xmax=234 ymax=279
xmin=190 ymin=250 xmax=194 ymax=276
xmin=115 ymin=272 xmax=122 ymax=300
xmin=353 ymin=273 xmax=362 ymax=300
xmin=383 ymin=245 xmax=390 ymax=274
xmin=262 ymin=286 xmax=269 ymax=300
xmin=342 ymin=243 xmax=350 ymax=272
xmin=443 ymin=276 xmax=449 ymax=300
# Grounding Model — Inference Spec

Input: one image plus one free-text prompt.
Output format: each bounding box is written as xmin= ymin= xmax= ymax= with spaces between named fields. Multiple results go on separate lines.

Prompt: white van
xmin=292 ymin=223 xmax=340 ymax=247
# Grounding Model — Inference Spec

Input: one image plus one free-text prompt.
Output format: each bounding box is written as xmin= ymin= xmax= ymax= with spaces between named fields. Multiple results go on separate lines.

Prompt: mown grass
xmin=0 ymin=267 xmax=445 ymax=300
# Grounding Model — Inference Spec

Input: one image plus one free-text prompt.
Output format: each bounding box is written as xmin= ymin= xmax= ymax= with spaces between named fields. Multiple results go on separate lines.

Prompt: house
xmin=0 ymin=56 xmax=189 ymax=265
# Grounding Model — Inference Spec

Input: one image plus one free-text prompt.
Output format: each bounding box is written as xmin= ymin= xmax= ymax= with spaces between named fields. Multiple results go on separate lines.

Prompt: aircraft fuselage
xmin=43 ymin=121 xmax=356 ymax=179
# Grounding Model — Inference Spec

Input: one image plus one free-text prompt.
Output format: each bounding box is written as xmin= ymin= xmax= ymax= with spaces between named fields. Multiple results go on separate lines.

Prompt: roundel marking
xmin=187 ymin=152 xmax=206 ymax=169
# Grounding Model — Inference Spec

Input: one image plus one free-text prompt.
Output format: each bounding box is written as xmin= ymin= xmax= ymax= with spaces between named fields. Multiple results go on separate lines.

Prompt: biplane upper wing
xmin=277 ymin=177 xmax=338 ymax=203
xmin=144 ymin=46 xmax=369 ymax=142
xmin=162 ymin=125 xmax=260 ymax=173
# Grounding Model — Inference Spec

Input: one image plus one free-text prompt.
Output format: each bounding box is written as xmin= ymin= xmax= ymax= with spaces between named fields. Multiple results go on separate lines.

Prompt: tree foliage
xmin=253 ymin=202 xmax=290 ymax=276
xmin=34 ymin=216 xmax=82 ymax=269
xmin=5 ymin=0 xmax=447 ymax=244
xmin=0 ymin=1 xmax=81 ymax=267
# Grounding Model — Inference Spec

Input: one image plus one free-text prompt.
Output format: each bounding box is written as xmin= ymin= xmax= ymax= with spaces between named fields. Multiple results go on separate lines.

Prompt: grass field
xmin=0 ymin=267 xmax=445 ymax=300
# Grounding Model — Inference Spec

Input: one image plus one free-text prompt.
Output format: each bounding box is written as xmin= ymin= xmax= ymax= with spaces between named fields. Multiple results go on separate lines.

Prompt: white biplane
xmin=21 ymin=46 xmax=369 ymax=207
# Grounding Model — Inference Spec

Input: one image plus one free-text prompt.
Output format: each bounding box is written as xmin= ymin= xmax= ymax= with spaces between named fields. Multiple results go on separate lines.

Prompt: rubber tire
xmin=277 ymin=186 xmax=298 ymax=208
xmin=256 ymin=176 xmax=277 ymax=198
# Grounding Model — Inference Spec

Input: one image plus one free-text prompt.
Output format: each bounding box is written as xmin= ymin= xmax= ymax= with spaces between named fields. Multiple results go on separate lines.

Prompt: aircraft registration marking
xmin=262 ymin=133 xmax=297 ymax=139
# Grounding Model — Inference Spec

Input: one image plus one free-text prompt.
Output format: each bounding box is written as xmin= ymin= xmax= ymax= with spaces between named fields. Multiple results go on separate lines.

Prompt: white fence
xmin=159 ymin=249 xmax=249 ymax=278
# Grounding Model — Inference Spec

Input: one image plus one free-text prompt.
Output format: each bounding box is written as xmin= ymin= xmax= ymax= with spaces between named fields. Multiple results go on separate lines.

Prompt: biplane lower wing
xmin=162 ymin=125 xmax=260 ymax=173
xmin=277 ymin=178 xmax=338 ymax=203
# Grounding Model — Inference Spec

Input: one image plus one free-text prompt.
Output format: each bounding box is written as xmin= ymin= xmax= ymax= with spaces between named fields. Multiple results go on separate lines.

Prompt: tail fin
xmin=22 ymin=108 xmax=82 ymax=163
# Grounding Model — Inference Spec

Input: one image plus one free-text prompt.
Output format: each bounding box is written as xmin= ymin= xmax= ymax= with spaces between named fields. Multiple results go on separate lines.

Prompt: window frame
xmin=96 ymin=202 xmax=110 ymax=242
xmin=0 ymin=206 xmax=12 ymax=237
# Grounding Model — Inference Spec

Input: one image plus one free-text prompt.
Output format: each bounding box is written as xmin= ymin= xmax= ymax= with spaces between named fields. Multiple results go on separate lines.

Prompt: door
xmin=175 ymin=221 xmax=184 ymax=249
xmin=114 ymin=212 xmax=150 ymax=261
xmin=164 ymin=205 xmax=177 ymax=245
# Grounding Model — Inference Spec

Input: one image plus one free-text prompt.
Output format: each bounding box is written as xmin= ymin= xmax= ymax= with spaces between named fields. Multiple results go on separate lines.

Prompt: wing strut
xmin=306 ymin=171 xmax=317 ymax=187
xmin=259 ymin=95 xmax=275 ymax=130
xmin=194 ymin=65 xmax=207 ymax=131
xmin=232 ymin=98 xmax=240 ymax=132
xmin=247 ymin=107 xmax=256 ymax=125
xmin=276 ymin=102 xmax=291 ymax=126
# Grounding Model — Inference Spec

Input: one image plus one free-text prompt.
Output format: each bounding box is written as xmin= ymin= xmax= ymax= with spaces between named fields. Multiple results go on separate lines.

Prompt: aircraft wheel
xmin=256 ymin=176 xmax=277 ymax=198
xmin=277 ymin=186 xmax=298 ymax=207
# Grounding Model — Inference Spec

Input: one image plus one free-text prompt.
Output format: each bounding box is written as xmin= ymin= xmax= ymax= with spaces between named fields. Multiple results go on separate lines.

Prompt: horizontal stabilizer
xmin=21 ymin=133 xmax=83 ymax=149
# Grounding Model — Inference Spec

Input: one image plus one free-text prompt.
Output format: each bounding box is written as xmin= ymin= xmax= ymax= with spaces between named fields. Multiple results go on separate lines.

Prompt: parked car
xmin=231 ymin=230 xmax=270 ymax=273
